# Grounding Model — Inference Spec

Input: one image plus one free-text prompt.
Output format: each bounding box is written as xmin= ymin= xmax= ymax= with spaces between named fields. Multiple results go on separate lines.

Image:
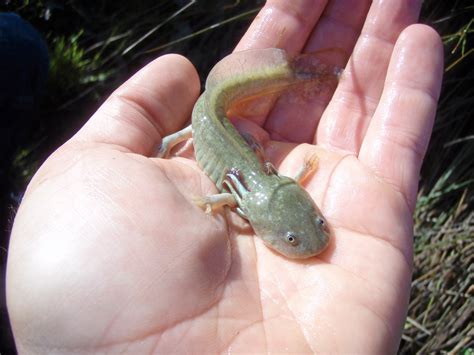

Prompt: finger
xmin=234 ymin=1 xmax=330 ymax=131
xmin=236 ymin=0 xmax=328 ymax=53
xmin=317 ymin=0 xmax=422 ymax=152
xmin=264 ymin=0 xmax=371 ymax=143
xmin=358 ymin=24 xmax=443 ymax=210
xmin=304 ymin=0 xmax=371 ymax=54
xmin=263 ymin=0 xmax=419 ymax=144
xmin=73 ymin=54 xmax=200 ymax=156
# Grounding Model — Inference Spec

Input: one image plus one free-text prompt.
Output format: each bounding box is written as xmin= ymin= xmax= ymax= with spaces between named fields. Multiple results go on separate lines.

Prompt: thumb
xmin=73 ymin=54 xmax=200 ymax=156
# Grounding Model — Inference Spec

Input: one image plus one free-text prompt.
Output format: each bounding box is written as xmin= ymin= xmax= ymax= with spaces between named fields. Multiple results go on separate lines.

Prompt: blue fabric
xmin=0 ymin=12 xmax=49 ymax=165
xmin=0 ymin=12 xmax=49 ymax=110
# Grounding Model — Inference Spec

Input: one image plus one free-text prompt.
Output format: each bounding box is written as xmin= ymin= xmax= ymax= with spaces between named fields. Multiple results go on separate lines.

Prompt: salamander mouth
xmin=323 ymin=224 xmax=330 ymax=236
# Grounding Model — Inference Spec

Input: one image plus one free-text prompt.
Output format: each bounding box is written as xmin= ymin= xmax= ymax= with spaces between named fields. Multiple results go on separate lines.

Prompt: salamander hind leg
xmin=241 ymin=133 xmax=265 ymax=163
xmin=241 ymin=133 xmax=278 ymax=176
xmin=263 ymin=161 xmax=278 ymax=175
xmin=156 ymin=125 xmax=193 ymax=158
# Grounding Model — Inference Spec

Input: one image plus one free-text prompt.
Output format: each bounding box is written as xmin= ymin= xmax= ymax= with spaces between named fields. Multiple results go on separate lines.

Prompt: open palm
xmin=7 ymin=1 xmax=443 ymax=353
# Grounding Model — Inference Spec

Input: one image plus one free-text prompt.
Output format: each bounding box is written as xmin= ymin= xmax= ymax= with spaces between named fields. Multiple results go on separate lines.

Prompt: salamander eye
xmin=316 ymin=217 xmax=325 ymax=226
xmin=286 ymin=233 xmax=299 ymax=246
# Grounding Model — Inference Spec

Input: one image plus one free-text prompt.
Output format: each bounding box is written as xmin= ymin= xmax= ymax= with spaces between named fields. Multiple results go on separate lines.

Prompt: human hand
xmin=7 ymin=1 xmax=443 ymax=353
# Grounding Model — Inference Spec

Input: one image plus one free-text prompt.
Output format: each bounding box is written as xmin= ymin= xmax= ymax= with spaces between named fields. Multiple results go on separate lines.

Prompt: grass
xmin=400 ymin=3 xmax=474 ymax=353
xmin=1 ymin=1 xmax=473 ymax=353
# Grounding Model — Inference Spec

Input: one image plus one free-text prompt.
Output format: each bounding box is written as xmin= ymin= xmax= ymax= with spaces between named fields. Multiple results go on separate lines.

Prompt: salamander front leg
xmin=193 ymin=168 xmax=250 ymax=219
xmin=193 ymin=193 xmax=237 ymax=214
xmin=222 ymin=168 xmax=250 ymax=220
xmin=294 ymin=153 xmax=319 ymax=184
xmin=156 ymin=125 xmax=193 ymax=158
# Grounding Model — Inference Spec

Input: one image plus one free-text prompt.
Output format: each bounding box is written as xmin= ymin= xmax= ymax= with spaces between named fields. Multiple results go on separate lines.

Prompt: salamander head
xmin=248 ymin=178 xmax=330 ymax=259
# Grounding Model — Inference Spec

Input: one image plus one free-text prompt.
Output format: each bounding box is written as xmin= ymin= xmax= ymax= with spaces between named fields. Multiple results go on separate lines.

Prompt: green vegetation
xmin=401 ymin=4 xmax=474 ymax=353
xmin=1 ymin=1 xmax=472 ymax=353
